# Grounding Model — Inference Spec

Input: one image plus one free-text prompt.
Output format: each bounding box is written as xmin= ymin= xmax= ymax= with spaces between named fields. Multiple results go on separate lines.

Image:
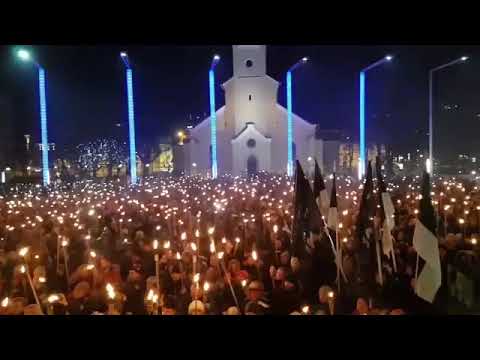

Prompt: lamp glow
xmin=17 ymin=49 xmax=31 ymax=61
xmin=461 ymin=56 xmax=469 ymax=61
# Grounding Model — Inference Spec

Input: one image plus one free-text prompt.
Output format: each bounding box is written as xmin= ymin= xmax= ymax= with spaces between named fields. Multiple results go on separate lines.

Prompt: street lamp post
xmin=428 ymin=56 xmax=468 ymax=176
xmin=359 ymin=55 xmax=393 ymax=179
xmin=209 ymin=54 xmax=221 ymax=179
xmin=17 ymin=49 xmax=50 ymax=186
xmin=286 ymin=57 xmax=308 ymax=177
xmin=120 ymin=52 xmax=138 ymax=185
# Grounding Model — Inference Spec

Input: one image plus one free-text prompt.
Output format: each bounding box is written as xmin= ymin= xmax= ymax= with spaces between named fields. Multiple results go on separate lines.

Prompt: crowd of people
xmin=0 ymin=170 xmax=478 ymax=315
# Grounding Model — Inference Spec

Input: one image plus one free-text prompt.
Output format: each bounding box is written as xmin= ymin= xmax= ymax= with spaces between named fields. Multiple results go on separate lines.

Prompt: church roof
xmin=231 ymin=122 xmax=272 ymax=141
xmin=190 ymin=106 xmax=226 ymax=133
xmin=275 ymin=104 xmax=316 ymax=130
xmin=221 ymin=74 xmax=279 ymax=89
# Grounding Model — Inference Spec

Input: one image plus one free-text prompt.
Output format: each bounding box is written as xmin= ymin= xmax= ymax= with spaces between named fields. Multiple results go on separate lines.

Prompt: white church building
xmin=182 ymin=45 xmax=324 ymax=177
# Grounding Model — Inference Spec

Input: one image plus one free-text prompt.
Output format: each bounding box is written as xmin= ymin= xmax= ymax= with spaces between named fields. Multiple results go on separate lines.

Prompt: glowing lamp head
xmin=213 ymin=54 xmax=221 ymax=61
xmin=301 ymin=57 xmax=309 ymax=63
xmin=120 ymin=52 xmax=127 ymax=58
xmin=385 ymin=55 xmax=393 ymax=61
xmin=17 ymin=49 xmax=31 ymax=62
xmin=461 ymin=56 xmax=469 ymax=61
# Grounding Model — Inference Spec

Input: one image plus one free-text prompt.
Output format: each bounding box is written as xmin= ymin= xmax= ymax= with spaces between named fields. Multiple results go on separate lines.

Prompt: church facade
xmin=183 ymin=45 xmax=323 ymax=177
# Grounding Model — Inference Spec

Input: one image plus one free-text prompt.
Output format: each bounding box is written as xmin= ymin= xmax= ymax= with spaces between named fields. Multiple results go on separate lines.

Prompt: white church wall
xmin=231 ymin=123 xmax=271 ymax=176
xmin=230 ymin=77 xmax=279 ymax=136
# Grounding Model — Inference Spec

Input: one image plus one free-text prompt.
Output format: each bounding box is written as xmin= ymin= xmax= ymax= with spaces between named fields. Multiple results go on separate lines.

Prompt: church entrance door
xmin=247 ymin=155 xmax=258 ymax=176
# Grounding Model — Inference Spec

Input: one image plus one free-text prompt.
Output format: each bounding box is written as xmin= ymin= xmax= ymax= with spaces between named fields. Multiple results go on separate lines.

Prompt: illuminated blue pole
xmin=359 ymin=71 xmax=365 ymax=179
xmin=286 ymin=70 xmax=293 ymax=177
xmin=38 ymin=67 xmax=50 ymax=186
xmin=209 ymin=69 xmax=218 ymax=179
xmin=209 ymin=54 xmax=220 ymax=179
xmin=120 ymin=52 xmax=137 ymax=185
xmin=358 ymin=55 xmax=393 ymax=179
xmin=285 ymin=57 xmax=308 ymax=177
xmin=126 ymin=69 xmax=137 ymax=185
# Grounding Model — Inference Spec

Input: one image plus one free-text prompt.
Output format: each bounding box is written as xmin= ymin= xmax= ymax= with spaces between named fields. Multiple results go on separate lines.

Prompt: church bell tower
xmin=232 ymin=45 xmax=267 ymax=78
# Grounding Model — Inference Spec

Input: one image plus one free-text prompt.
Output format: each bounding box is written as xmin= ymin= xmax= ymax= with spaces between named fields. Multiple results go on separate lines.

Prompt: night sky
xmin=1 ymin=45 xmax=479 ymax=161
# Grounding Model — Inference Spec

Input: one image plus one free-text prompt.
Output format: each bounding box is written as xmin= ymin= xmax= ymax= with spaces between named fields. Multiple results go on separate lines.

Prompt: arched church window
xmin=247 ymin=139 xmax=256 ymax=148
xmin=245 ymin=59 xmax=253 ymax=68
xmin=248 ymin=94 xmax=252 ymax=101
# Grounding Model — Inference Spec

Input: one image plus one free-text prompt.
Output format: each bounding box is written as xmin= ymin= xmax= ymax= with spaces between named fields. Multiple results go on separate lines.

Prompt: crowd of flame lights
xmin=1 ymin=170 xmax=480 ymax=311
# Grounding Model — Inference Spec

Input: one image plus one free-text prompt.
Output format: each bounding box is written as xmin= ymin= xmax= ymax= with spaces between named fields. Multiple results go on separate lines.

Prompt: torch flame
xmin=1 ymin=297 xmax=8 ymax=308
xmin=18 ymin=246 xmax=29 ymax=257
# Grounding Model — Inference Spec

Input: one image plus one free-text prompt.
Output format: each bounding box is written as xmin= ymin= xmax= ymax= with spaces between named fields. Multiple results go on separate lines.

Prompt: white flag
xmin=381 ymin=192 xmax=395 ymax=231
xmin=382 ymin=221 xmax=394 ymax=257
xmin=320 ymin=189 xmax=329 ymax=214
xmin=413 ymin=219 xmax=442 ymax=303
xmin=381 ymin=192 xmax=395 ymax=256
xmin=327 ymin=207 xmax=337 ymax=231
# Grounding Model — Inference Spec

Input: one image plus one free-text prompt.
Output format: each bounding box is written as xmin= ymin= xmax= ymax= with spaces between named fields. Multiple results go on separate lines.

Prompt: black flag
xmin=375 ymin=156 xmax=387 ymax=222
xmin=356 ymin=161 xmax=375 ymax=243
xmin=292 ymin=160 xmax=323 ymax=258
xmin=313 ymin=159 xmax=326 ymax=200
xmin=419 ymin=172 xmax=436 ymax=235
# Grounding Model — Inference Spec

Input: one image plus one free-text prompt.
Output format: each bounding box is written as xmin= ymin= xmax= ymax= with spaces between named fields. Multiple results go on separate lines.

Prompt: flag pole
xmin=414 ymin=252 xmax=419 ymax=294
xmin=336 ymin=225 xmax=341 ymax=292
xmin=323 ymin=220 xmax=348 ymax=283
xmin=374 ymin=228 xmax=383 ymax=286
